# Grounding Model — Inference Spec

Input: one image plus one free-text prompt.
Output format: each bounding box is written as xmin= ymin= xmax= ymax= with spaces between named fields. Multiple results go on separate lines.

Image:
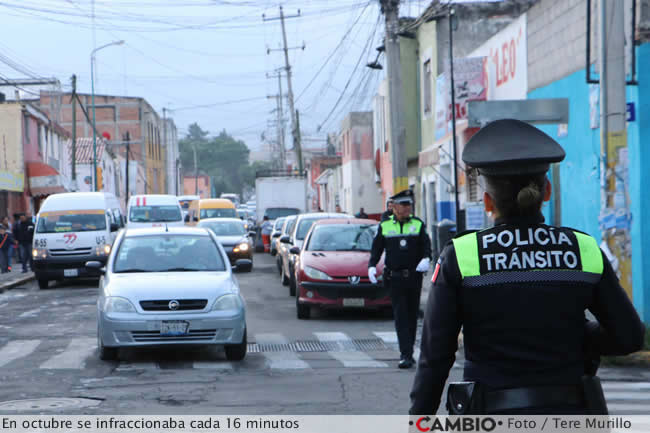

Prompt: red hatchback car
xmin=293 ymin=218 xmax=387 ymax=319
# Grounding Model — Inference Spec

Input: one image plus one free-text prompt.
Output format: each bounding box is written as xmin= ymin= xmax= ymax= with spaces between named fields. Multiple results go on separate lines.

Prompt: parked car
xmin=127 ymin=194 xmax=184 ymax=228
xmin=269 ymin=217 xmax=286 ymax=256
xmin=279 ymin=212 xmax=352 ymax=296
xmin=197 ymin=218 xmax=254 ymax=271
xmin=293 ymin=219 xmax=387 ymax=319
xmin=90 ymin=226 xmax=247 ymax=361
xmin=276 ymin=215 xmax=298 ymax=277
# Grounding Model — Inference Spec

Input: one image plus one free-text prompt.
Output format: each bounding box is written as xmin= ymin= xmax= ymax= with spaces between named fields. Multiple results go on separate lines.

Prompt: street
xmin=0 ymin=252 xmax=648 ymax=415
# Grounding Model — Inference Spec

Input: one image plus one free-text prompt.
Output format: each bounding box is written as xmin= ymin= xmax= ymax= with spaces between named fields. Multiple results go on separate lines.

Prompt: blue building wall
xmin=527 ymin=44 xmax=649 ymax=323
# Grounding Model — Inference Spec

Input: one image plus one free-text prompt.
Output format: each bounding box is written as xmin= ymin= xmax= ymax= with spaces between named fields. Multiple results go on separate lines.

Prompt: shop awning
xmin=26 ymin=162 xmax=66 ymax=196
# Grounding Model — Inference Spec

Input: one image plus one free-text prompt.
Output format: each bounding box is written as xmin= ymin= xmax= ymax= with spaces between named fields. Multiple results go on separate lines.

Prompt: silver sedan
xmin=88 ymin=227 xmax=247 ymax=362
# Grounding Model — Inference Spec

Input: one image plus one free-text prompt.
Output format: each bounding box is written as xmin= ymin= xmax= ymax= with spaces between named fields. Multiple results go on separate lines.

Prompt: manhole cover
xmin=0 ymin=397 xmax=101 ymax=412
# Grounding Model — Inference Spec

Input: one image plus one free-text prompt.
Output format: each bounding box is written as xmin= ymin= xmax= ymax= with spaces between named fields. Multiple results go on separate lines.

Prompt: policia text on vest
xmin=458 ymin=226 xmax=602 ymax=274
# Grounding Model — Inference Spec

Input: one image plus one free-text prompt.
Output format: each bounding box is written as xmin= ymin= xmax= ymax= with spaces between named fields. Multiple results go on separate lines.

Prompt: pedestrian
xmin=355 ymin=207 xmax=368 ymax=219
xmin=260 ymin=216 xmax=273 ymax=253
xmin=2 ymin=217 xmax=13 ymax=271
xmin=380 ymin=199 xmax=394 ymax=222
xmin=0 ymin=225 xmax=13 ymax=273
xmin=12 ymin=214 xmax=22 ymax=266
xmin=335 ymin=204 xmax=342 ymax=213
xmin=368 ymin=189 xmax=431 ymax=369
xmin=14 ymin=213 xmax=35 ymax=273
xmin=409 ymin=119 xmax=645 ymax=415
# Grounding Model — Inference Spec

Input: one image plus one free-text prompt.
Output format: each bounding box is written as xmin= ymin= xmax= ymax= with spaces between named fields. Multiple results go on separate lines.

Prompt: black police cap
xmin=390 ymin=189 xmax=414 ymax=204
xmin=462 ymin=119 xmax=565 ymax=176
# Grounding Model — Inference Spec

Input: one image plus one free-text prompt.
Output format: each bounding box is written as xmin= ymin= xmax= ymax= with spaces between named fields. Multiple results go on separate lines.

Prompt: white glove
xmin=368 ymin=267 xmax=377 ymax=284
xmin=416 ymin=258 xmax=430 ymax=273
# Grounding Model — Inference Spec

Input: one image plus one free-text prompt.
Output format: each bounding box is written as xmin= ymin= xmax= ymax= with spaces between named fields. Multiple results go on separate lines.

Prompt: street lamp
xmin=91 ymin=39 xmax=124 ymax=191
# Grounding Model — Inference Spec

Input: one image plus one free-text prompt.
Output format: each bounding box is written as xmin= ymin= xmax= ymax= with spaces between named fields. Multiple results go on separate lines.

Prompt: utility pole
xmin=266 ymin=69 xmax=288 ymax=170
xmin=295 ymin=109 xmax=303 ymax=175
xmin=125 ymin=131 xmax=130 ymax=204
xmin=263 ymin=7 xmax=304 ymax=172
xmin=71 ymin=74 xmax=77 ymax=186
xmin=193 ymin=145 xmax=198 ymax=196
xmin=380 ymin=0 xmax=408 ymax=195
xmin=599 ymin=0 xmax=631 ymax=292
xmin=448 ymin=8 xmax=460 ymax=223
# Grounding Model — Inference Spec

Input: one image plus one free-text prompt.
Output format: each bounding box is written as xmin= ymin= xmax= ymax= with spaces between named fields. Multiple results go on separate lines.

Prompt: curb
xmin=0 ymin=274 xmax=35 ymax=294
xmin=602 ymin=351 xmax=650 ymax=367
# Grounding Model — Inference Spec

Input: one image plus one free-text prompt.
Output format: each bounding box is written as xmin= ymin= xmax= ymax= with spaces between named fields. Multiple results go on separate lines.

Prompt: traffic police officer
xmin=369 ymin=189 xmax=432 ymax=369
xmin=410 ymin=119 xmax=645 ymax=414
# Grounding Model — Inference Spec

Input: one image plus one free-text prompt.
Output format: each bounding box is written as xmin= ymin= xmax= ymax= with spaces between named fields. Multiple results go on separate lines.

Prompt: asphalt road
xmin=0 ymin=253 xmax=648 ymax=415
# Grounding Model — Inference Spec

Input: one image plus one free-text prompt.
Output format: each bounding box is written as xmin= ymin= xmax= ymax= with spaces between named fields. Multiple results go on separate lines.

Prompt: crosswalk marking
xmin=40 ymin=338 xmax=96 ymax=369
xmin=373 ymin=332 xmax=397 ymax=344
xmin=116 ymin=362 xmax=158 ymax=371
xmin=603 ymin=382 xmax=650 ymax=390
xmin=0 ymin=340 xmax=40 ymax=368
xmin=256 ymin=333 xmax=310 ymax=369
xmin=192 ymin=361 xmax=234 ymax=370
xmin=314 ymin=332 xmax=387 ymax=368
xmin=604 ymin=391 xmax=650 ymax=401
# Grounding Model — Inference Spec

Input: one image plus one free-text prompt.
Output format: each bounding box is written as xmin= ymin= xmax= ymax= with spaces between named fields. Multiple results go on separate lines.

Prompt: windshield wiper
xmin=116 ymin=268 xmax=152 ymax=273
xmin=163 ymin=267 xmax=202 ymax=272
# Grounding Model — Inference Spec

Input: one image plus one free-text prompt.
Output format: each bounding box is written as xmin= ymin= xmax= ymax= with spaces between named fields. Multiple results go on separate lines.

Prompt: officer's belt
xmin=484 ymin=385 xmax=583 ymax=413
xmin=385 ymin=269 xmax=413 ymax=278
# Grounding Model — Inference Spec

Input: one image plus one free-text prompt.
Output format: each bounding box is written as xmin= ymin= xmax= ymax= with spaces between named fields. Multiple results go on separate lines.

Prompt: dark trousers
xmin=19 ymin=243 xmax=32 ymax=271
xmin=0 ymin=249 xmax=8 ymax=273
xmin=388 ymin=273 xmax=423 ymax=359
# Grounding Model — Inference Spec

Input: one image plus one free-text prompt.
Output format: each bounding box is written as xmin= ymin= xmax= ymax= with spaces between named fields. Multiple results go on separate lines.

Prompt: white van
xmin=32 ymin=192 xmax=124 ymax=289
xmin=126 ymin=194 xmax=184 ymax=228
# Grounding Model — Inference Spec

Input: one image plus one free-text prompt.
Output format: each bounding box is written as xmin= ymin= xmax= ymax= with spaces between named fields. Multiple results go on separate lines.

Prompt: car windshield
xmin=236 ymin=210 xmax=247 ymax=219
xmin=36 ymin=210 xmax=106 ymax=233
xmin=307 ymin=224 xmax=377 ymax=252
xmin=265 ymin=208 xmax=300 ymax=220
xmin=199 ymin=221 xmax=245 ymax=236
xmin=296 ymin=218 xmax=321 ymax=240
xmin=200 ymin=208 xmax=237 ymax=218
xmin=273 ymin=218 xmax=286 ymax=230
xmin=129 ymin=205 xmax=182 ymax=223
xmin=114 ymin=235 xmax=226 ymax=273
xmin=284 ymin=217 xmax=297 ymax=235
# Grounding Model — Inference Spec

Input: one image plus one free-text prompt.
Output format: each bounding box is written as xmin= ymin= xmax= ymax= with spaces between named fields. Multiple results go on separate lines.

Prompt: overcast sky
xmin=0 ymin=0 xmax=427 ymax=152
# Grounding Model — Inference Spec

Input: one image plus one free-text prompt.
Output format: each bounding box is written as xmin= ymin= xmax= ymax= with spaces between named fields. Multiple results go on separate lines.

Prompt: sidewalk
xmin=0 ymin=265 xmax=35 ymax=293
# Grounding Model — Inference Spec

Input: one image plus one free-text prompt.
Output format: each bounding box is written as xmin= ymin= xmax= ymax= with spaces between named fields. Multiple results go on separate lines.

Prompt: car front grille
xmin=130 ymin=329 xmax=217 ymax=342
xmin=49 ymin=247 xmax=93 ymax=257
xmin=301 ymin=282 xmax=389 ymax=300
xmin=139 ymin=299 xmax=208 ymax=311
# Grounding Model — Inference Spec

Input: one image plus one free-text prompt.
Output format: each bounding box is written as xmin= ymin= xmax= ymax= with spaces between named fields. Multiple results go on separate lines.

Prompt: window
xmin=423 ymin=60 xmax=432 ymax=114
xmin=467 ymin=169 xmax=480 ymax=202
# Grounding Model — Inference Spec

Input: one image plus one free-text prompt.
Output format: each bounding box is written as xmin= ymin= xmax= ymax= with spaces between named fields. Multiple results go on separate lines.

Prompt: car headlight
xmin=233 ymin=242 xmax=249 ymax=253
xmin=211 ymin=294 xmax=243 ymax=311
xmin=102 ymin=296 xmax=136 ymax=313
xmin=32 ymin=247 xmax=47 ymax=259
xmin=95 ymin=244 xmax=111 ymax=256
xmin=304 ymin=266 xmax=333 ymax=281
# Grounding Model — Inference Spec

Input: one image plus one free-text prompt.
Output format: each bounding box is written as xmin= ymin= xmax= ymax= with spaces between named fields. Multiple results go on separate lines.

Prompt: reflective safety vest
xmin=380 ymin=215 xmax=423 ymax=238
xmin=451 ymin=225 xmax=604 ymax=287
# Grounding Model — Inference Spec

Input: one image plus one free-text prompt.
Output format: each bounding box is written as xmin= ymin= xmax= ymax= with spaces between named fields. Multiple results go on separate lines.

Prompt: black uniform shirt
xmin=409 ymin=214 xmax=646 ymax=414
xmin=368 ymin=215 xmax=431 ymax=271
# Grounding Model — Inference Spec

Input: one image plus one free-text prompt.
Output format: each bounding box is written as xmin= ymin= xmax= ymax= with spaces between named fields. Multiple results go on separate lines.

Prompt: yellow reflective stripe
xmin=452 ymin=232 xmax=480 ymax=278
xmin=574 ymin=232 xmax=604 ymax=274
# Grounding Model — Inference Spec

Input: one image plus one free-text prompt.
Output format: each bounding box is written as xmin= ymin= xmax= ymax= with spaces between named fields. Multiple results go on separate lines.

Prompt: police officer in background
xmin=369 ymin=189 xmax=431 ymax=369
xmin=410 ymin=119 xmax=645 ymax=415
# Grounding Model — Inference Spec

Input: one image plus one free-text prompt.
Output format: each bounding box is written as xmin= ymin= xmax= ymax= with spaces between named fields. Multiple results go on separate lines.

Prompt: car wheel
xmin=276 ymin=257 xmax=282 ymax=274
xmin=289 ymin=273 xmax=296 ymax=296
xmin=37 ymin=278 xmax=49 ymax=290
xmin=296 ymin=298 xmax=310 ymax=320
xmin=225 ymin=328 xmax=247 ymax=361
xmin=246 ymin=258 xmax=253 ymax=272
xmin=97 ymin=330 xmax=118 ymax=361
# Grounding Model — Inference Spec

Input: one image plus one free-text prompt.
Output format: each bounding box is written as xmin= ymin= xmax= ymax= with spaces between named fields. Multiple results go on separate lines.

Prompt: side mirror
xmin=248 ymin=231 xmax=257 ymax=237
xmin=271 ymin=232 xmax=281 ymax=238
xmin=289 ymin=246 xmax=301 ymax=255
xmin=184 ymin=214 xmax=190 ymax=223
xmin=193 ymin=216 xmax=199 ymax=222
xmin=280 ymin=235 xmax=291 ymax=244
xmin=110 ymin=223 xmax=119 ymax=232
xmin=234 ymin=258 xmax=252 ymax=272
xmin=85 ymin=261 xmax=106 ymax=274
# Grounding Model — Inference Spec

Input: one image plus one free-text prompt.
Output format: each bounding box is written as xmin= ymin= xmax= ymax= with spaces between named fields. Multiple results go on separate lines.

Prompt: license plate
xmin=64 ymin=269 xmax=79 ymax=277
xmin=343 ymin=298 xmax=365 ymax=307
xmin=161 ymin=321 xmax=189 ymax=336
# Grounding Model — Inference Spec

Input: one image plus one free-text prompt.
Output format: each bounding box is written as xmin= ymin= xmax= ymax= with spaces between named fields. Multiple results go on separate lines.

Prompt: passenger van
xmin=187 ymin=198 xmax=237 ymax=224
xmin=32 ymin=192 xmax=124 ymax=289
xmin=127 ymin=194 xmax=184 ymax=228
